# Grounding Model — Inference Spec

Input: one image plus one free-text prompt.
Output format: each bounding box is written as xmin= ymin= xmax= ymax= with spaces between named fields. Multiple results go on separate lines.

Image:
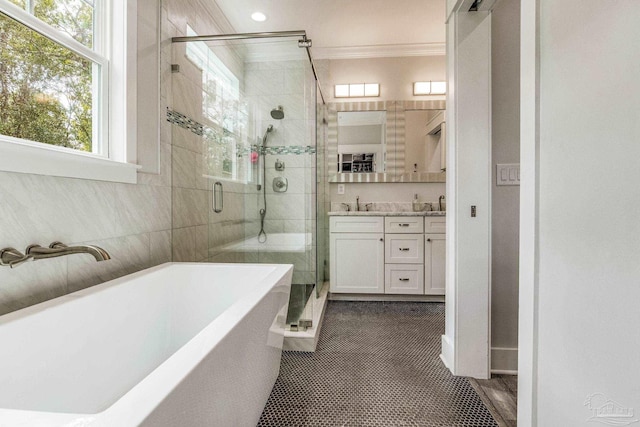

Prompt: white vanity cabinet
xmin=330 ymin=216 xmax=385 ymax=294
xmin=330 ymin=214 xmax=445 ymax=296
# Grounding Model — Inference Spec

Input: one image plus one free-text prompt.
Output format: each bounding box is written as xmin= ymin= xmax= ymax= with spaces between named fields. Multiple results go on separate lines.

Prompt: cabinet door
xmin=330 ymin=233 xmax=384 ymax=293
xmin=425 ymin=234 xmax=446 ymax=295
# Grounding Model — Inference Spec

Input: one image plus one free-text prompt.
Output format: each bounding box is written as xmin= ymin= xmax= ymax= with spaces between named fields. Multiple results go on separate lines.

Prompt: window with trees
xmin=0 ymin=0 xmax=137 ymax=183
xmin=0 ymin=0 xmax=107 ymax=155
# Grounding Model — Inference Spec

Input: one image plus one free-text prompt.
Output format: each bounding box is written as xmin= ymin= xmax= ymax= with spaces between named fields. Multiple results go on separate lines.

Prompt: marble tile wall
xmin=164 ymin=0 xmax=245 ymax=263
xmin=0 ymin=1 xmax=172 ymax=316
xmin=243 ymin=60 xmax=318 ymax=284
xmin=0 ymin=171 xmax=172 ymax=316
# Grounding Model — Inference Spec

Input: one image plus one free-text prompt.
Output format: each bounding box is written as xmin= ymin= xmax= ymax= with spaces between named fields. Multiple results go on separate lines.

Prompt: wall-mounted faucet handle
xmin=340 ymin=203 xmax=351 ymax=212
xmin=0 ymin=247 xmax=33 ymax=268
xmin=26 ymin=241 xmax=111 ymax=262
xmin=364 ymin=203 xmax=373 ymax=211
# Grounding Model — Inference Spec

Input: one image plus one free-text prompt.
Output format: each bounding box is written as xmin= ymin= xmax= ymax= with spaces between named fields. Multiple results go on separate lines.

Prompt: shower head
xmin=270 ymin=106 xmax=284 ymax=120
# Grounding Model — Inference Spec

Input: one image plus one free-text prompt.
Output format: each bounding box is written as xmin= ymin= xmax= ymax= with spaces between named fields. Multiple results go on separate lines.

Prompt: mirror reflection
xmin=337 ymin=111 xmax=386 ymax=173
xmin=327 ymin=100 xmax=446 ymax=183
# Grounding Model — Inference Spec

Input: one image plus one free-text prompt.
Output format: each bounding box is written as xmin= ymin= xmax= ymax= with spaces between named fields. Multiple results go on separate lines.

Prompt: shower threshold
xmin=284 ymin=282 xmax=329 ymax=352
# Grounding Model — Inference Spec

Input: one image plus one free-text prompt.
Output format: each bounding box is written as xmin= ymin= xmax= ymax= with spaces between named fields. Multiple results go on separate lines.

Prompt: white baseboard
xmin=491 ymin=347 xmax=518 ymax=374
xmin=440 ymin=334 xmax=454 ymax=372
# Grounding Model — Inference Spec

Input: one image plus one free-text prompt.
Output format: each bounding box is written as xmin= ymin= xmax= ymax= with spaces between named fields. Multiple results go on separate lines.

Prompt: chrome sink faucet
xmin=341 ymin=203 xmax=351 ymax=212
xmin=356 ymin=196 xmax=360 ymax=212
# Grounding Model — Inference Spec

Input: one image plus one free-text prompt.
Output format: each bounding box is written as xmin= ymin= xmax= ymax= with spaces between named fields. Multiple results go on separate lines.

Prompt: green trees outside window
xmin=0 ymin=1 xmax=95 ymax=151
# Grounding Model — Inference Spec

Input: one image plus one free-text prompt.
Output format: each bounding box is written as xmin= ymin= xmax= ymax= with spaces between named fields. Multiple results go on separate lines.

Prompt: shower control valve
xmin=273 ymin=177 xmax=288 ymax=193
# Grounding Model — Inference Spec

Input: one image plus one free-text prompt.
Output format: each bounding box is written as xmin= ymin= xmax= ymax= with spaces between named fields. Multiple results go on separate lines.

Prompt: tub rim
xmin=0 ymin=262 xmax=293 ymax=426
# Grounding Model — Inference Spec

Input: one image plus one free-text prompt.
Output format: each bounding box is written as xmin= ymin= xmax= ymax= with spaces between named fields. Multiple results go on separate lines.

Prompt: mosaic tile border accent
xmin=263 ymin=145 xmax=316 ymax=155
xmin=167 ymin=108 xmax=316 ymax=155
xmin=166 ymin=108 xmax=203 ymax=136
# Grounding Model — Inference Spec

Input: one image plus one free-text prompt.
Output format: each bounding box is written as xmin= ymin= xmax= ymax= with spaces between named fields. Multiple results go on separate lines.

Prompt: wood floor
xmin=469 ymin=375 xmax=518 ymax=427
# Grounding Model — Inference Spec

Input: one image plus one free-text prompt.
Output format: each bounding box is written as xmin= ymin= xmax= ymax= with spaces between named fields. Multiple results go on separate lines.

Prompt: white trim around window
xmin=0 ymin=0 xmax=139 ymax=184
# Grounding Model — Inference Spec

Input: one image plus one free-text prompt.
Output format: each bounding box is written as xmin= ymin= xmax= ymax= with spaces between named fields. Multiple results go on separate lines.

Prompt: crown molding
xmin=312 ymin=43 xmax=446 ymax=60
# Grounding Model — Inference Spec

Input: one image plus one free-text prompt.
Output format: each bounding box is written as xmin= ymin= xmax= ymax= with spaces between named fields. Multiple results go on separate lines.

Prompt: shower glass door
xmin=168 ymin=33 xmax=320 ymax=328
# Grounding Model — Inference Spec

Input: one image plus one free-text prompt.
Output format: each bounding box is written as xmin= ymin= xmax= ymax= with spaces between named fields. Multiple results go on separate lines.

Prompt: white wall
xmin=520 ymin=1 xmax=640 ymax=425
xmin=327 ymin=56 xmax=446 ymax=102
xmin=490 ymin=0 xmax=520 ymax=373
xmin=325 ymin=56 xmax=447 ymax=210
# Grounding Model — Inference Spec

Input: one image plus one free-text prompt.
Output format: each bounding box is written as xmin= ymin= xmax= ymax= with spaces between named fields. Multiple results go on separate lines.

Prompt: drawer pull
xmin=399 ymin=278 xmax=410 ymax=282
xmin=399 ymin=248 xmax=410 ymax=251
xmin=399 ymin=223 xmax=410 ymax=227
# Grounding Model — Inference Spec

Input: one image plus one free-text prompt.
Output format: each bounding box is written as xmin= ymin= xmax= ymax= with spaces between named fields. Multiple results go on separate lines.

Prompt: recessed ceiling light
xmin=251 ymin=12 xmax=267 ymax=22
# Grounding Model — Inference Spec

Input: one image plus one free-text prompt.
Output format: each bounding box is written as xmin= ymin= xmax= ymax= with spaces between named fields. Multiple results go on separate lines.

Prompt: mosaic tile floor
xmin=258 ymin=301 xmax=498 ymax=427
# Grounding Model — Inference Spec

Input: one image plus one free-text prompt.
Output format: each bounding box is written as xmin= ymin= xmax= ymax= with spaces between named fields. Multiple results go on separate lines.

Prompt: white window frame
xmin=0 ymin=0 xmax=139 ymax=183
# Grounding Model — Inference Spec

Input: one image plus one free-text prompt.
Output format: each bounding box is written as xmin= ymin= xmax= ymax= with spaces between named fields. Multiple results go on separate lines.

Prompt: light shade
xmin=413 ymin=82 xmax=431 ymax=95
xmin=334 ymin=83 xmax=380 ymax=98
xmin=431 ymin=81 xmax=447 ymax=94
xmin=413 ymin=81 xmax=447 ymax=95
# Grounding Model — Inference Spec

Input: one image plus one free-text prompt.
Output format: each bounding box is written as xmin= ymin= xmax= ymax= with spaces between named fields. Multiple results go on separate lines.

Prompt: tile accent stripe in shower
xmin=167 ymin=108 xmax=316 ymax=155
xmin=166 ymin=108 xmax=204 ymax=136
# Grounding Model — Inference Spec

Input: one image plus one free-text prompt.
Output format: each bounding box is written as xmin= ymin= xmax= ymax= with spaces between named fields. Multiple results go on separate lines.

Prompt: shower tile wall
xmin=165 ymin=0 xmax=249 ymax=262
xmin=242 ymin=60 xmax=317 ymax=285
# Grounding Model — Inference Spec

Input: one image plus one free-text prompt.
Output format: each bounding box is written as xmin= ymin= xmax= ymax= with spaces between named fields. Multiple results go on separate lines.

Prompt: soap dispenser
xmin=412 ymin=194 xmax=421 ymax=212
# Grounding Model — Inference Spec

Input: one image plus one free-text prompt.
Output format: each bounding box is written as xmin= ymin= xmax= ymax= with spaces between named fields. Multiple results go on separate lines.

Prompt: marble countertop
xmin=328 ymin=211 xmax=446 ymax=217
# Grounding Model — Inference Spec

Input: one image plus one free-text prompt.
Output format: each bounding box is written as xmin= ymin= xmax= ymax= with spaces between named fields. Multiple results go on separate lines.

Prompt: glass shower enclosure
xmin=167 ymin=30 xmax=325 ymax=328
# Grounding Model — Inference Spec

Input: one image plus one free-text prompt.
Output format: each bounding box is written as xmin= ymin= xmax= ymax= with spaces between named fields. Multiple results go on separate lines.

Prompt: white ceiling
xmin=212 ymin=0 xmax=447 ymax=59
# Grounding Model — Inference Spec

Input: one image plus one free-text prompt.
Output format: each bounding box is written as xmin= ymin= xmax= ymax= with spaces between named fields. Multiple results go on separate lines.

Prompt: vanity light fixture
xmin=251 ymin=12 xmax=267 ymax=22
xmin=413 ymin=81 xmax=447 ymax=95
xmin=335 ymin=83 xmax=380 ymax=98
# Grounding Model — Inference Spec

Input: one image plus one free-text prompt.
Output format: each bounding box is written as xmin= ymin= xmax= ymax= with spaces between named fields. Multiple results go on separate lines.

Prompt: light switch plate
xmin=496 ymin=164 xmax=520 ymax=186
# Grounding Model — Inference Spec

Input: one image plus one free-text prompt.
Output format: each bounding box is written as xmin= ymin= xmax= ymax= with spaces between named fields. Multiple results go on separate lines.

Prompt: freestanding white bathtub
xmin=0 ymin=262 xmax=292 ymax=427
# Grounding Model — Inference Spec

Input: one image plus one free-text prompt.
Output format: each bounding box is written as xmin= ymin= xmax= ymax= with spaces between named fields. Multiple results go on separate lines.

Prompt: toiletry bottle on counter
xmin=412 ymin=194 xmax=421 ymax=212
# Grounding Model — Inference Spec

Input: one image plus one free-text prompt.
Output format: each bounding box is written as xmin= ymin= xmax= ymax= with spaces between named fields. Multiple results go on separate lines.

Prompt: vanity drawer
xmin=385 ymin=216 xmax=424 ymax=233
xmin=330 ymin=216 xmax=384 ymax=233
xmin=385 ymin=264 xmax=424 ymax=294
xmin=424 ymin=216 xmax=446 ymax=233
xmin=384 ymin=234 xmax=424 ymax=263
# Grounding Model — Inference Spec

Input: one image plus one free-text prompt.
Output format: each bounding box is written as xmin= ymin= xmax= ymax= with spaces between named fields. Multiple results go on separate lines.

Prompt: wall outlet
xmin=337 ymin=184 xmax=346 ymax=194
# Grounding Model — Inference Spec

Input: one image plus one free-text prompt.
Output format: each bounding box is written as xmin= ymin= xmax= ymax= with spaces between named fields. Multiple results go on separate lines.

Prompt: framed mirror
xmin=327 ymin=100 xmax=446 ymax=183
